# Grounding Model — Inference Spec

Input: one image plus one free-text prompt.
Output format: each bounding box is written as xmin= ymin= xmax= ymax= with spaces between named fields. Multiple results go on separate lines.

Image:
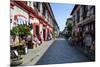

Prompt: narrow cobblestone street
xmin=36 ymin=37 xmax=91 ymax=65
xmin=10 ymin=1 xmax=95 ymax=66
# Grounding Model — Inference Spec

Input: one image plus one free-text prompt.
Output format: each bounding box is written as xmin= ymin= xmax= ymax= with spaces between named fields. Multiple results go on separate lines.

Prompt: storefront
xmin=10 ymin=3 xmax=29 ymax=54
xmin=11 ymin=4 xmax=29 ymax=25
xmin=32 ymin=17 xmax=40 ymax=36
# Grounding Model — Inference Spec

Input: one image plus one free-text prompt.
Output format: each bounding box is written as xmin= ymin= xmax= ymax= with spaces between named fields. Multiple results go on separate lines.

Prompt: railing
xmin=77 ymin=15 xmax=95 ymax=26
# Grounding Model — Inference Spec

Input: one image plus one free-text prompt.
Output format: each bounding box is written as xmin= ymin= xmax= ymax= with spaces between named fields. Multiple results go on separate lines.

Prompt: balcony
xmin=77 ymin=15 xmax=95 ymax=26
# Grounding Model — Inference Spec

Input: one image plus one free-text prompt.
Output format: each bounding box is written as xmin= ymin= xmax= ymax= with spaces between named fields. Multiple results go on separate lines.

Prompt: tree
xmin=66 ymin=22 xmax=72 ymax=36
xmin=67 ymin=22 xmax=72 ymax=32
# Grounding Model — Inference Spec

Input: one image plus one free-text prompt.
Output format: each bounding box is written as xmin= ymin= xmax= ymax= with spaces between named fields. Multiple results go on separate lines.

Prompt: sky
xmin=50 ymin=3 xmax=75 ymax=31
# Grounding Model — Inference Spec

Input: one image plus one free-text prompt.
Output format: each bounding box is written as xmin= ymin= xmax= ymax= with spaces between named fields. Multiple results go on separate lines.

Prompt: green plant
xmin=67 ymin=22 xmax=72 ymax=32
xmin=10 ymin=24 xmax=32 ymax=36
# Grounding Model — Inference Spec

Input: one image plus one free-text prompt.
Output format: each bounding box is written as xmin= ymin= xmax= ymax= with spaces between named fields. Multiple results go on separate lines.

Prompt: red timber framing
xmin=40 ymin=20 xmax=47 ymax=41
xmin=11 ymin=1 xmax=53 ymax=41
xmin=13 ymin=1 xmax=53 ymax=28
xmin=32 ymin=23 xmax=40 ymax=36
xmin=43 ymin=25 xmax=47 ymax=41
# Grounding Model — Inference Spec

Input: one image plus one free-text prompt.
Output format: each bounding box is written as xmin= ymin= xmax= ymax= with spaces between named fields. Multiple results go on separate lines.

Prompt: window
xmin=33 ymin=2 xmax=36 ymax=7
xmin=34 ymin=2 xmax=40 ymax=12
xmin=42 ymin=5 xmax=46 ymax=17
xmin=24 ymin=1 xmax=27 ymax=5
xmin=73 ymin=15 xmax=75 ymax=25
xmin=90 ymin=6 xmax=95 ymax=15
xmin=93 ymin=6 xmax=95 ymax=15
xmin=47 ymin=13 xmax=49 ymax=22
xmin=37 ymin=2 xmax=40 ymax=11
xmin=82 ymin=5 xmax=88 ymax=19
xmin=28 ymin=1 xmax=31 ymax=6
xmin=77 ymin=10 xmax=80 ymax=23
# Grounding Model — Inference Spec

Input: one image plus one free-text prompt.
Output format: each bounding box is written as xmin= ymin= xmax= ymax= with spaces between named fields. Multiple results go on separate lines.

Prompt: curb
xmin=20 ymin=39 xmax=55 ymax=66
xmin=34 ymin=39 xmax=55 ymax=65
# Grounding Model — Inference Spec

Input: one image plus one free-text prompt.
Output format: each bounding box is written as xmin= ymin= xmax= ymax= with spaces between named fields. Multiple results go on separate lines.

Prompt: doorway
xmin=36 ymin=25 xmax=39 ymax=37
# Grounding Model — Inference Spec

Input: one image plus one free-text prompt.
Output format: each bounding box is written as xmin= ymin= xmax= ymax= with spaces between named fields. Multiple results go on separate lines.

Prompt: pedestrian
xmin=32 ymin=34 xmax=41 ymax=47
xmin=79 ymin=36 xmax=83 ymax=47
xmin=32 ymin=34 xmax=37 ymax=48
xmin=74 ymin=36 xmax=78 ymax=47
xmin=84 ymin=33 xmax=92 ymax=52
xmin=50 ymin=32 xmax=52 ymax=40
xmin=38 ymin=32 xmax=42 ymax=44
xmin=27 ymin=35 xmax=32 ymax=48
xmin=47 ymin=32 xmax=51 ymax=40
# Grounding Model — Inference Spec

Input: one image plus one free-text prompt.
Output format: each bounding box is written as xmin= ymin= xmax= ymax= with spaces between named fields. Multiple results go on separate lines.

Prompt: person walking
xmin=38 ymin=32 xmax=43 ymax=44
xmin=32 ymin=34 xmax=41 ymax=48
xmin=84 ymin=33 xmax=92 ymax=52
xmin=27 ymin=35 xmax=32 ymax=48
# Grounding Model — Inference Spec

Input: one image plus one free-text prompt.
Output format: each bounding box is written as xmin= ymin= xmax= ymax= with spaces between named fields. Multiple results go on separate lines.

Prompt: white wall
xmin=10 ymin=5 xmax=29 ymax=25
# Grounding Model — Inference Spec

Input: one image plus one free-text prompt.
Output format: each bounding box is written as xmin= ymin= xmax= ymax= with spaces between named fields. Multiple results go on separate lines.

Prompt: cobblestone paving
xmin=36 ymin=38 xmax=91 ymax=65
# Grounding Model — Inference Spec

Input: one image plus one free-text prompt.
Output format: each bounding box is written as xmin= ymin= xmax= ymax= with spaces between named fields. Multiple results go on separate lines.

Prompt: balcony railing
xmin=77 ymin=15 xmax=95 ymax=26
